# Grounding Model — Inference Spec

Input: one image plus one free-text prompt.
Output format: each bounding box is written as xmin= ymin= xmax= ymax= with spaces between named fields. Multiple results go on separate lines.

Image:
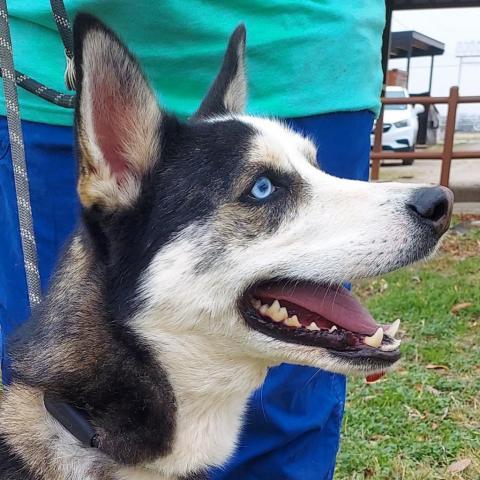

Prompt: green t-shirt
xmin=2 ymin=0 xmax=385 ymax=126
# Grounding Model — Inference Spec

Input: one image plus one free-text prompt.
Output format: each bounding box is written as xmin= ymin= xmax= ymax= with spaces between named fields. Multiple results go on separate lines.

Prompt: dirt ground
xmin=375 ymin=139 xmax=480 ymax=204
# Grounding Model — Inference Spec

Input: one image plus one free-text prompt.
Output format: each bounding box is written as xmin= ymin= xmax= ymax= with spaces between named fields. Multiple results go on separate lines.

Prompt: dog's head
xmin=73 ymin=14 xmax=452 ymax=377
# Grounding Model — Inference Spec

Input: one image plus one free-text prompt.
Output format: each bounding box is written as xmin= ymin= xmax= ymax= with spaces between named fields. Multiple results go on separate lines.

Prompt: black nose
xmin=407 ymin=186 xmax=453 ymax=235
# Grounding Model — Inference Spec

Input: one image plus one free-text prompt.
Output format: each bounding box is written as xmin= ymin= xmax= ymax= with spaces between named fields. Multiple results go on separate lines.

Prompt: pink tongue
xmin=257 ymin=284 xmax=379 ymax=335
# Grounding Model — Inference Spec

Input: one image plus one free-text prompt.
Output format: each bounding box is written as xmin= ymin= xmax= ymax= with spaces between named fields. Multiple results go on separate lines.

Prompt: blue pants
xmin=0 ymin=110 xmax=373 ymax=479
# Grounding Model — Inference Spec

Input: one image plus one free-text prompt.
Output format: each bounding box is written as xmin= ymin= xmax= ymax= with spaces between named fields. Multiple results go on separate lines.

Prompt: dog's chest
xmin=144 ymin=391 xmax=249 ymax=477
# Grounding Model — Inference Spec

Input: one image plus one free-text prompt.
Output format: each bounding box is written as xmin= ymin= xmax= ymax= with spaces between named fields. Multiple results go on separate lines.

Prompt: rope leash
xmin=0 ymin=0 xmax=74 ymax=311
xmin=5 ymin=69 xmax=75 ymax=108
xmin=0 ymin=0 xmax=42 ymax=306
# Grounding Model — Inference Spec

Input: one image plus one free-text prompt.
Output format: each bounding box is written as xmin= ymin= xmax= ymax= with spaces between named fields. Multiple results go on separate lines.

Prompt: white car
xmin=371 ymin=86 xmax=424 ymax=165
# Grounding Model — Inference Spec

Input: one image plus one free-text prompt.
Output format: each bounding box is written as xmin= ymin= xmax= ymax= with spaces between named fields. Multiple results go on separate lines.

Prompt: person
xmin=0 ymin=2 xmax=385 ymax=478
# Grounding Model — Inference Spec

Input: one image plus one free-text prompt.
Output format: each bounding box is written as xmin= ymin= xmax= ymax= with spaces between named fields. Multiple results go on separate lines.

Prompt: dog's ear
xmin=194 ymin=24 xmax=247 ymax=119
xmin=73 ymin=13 xmax=162 ymax=211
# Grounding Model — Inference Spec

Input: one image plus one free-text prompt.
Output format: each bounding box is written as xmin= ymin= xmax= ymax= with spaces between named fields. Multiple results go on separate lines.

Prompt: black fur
xmin=195 ymin=24 xmax=246 ymax=118
xmin=0 ymin=436 xmax=37 ymax=480
xmin=8 ymin=234 xmax=177 ymax=466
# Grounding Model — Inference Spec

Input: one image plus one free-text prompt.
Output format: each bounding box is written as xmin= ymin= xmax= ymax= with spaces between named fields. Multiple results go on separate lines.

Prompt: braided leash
xmin=0 ymin=0 xmax=74 ymax=313
xmin=8 ymin=69 xmax=75 ymax=108
xmin=0 ymin=0 xmax=42 ymax=307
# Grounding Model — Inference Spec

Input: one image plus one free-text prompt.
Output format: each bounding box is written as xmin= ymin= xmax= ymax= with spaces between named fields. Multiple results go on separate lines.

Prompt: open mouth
xmin=241 ymin=281 xmax=402 ymax=373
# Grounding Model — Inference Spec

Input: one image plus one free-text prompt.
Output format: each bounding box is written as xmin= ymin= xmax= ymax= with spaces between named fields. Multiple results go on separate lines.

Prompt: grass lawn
xmin=335 ymin=217 xmax=480 ymax=480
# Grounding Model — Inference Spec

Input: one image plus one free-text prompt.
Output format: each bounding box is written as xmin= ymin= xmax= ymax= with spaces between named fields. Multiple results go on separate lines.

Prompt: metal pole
xmin=440 ymin=86 xmax=459 ymax=187
xmin=457 ymin=57 xmax=463 ymax=89
xmin=406 ymin=42 xmax=412 ymax=90
xmin=428 ymin=55 xmax=435 ymax=95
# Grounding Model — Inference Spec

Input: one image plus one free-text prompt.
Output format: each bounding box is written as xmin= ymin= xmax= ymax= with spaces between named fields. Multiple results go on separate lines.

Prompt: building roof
xmin=393 ymin=0 xmax=480 ymax=9
xmin=390 ymin=31 xmax=445 ymax=58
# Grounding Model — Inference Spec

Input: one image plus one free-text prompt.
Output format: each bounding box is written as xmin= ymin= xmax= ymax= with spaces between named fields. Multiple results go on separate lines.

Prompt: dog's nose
xmin=407 ymin=186 xmax=453 ymax=235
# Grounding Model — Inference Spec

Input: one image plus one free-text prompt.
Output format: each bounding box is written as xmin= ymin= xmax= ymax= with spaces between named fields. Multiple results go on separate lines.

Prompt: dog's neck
xmin=1 ymin=323 xmax=269 ymax=480
xmin=133 ymin=327 xmax=269 ymax=477
xmin=1 ymin=236 xmax=271 ymax=479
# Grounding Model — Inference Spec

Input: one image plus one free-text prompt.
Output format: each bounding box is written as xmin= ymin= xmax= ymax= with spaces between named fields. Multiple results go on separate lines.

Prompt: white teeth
xmin=284 ymin=315 xmax=301 ymax=328
xmin=307 ymin=322 xmax=320 ymax=331
xmin=267 ymin=300 xmax=281 ymax=316
xmin=257 ymin=300 xmax=289 ymax=322
xmin=364 ymin=327 xmax=384 ymax=348
xmin=270 ymin=307 xmax=288 ymax=322
xmin=385 ymin=319 xmax=400 ymax=338
xmin=329 ymin=325 xmax=338 ymax=333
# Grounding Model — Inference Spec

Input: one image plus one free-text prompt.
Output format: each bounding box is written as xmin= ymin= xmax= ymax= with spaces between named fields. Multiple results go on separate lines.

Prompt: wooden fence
xmin=371 ymin=86 xmax=480 ymax=187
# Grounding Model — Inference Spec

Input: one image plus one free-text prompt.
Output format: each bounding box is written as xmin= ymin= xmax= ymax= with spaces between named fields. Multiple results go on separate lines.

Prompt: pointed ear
xmin=73 ymin=13 xmax=162 ymax=210
xmin=194 ymin=24 xmax=247 ymax=119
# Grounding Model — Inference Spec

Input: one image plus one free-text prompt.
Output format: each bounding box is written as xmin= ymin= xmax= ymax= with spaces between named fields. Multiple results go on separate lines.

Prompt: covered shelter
xmin=380 ymin=0 xmax=480 ymax=144
xmin=389 ymin=31 xmax=444 ymax=93
xmin=382 ymin=0 xmax=480 ymax=90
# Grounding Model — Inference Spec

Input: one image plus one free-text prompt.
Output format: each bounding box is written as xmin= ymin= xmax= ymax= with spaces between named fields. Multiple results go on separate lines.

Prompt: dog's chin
xmin=276 ymin=347 xmax=401 ymax=378
xmin=239 ymin=280 xmax=402 ymax=375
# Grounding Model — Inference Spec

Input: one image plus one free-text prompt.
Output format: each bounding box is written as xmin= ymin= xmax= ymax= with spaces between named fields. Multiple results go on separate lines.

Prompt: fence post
xmin=440 ymin=86 xmax=459 ymax=187
xmin=371 ymin=106 xmax=384 ymax=181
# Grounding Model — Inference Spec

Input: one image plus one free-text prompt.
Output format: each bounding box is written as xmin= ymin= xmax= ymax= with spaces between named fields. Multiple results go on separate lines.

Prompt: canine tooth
xmin=385 ymin=319 xmax=400 ymax=338
xmin=307 ymin=322 xmax=320 ymax=331
xmin=364 ymin=327 xmax=384 ymax=348
xmin=259 ymin=304 xmax=269 ymax=315
xmin=267 ymin=300 xmax=281 ymax=315
xmin=252 ymin=298 xmax=262 ymax=309
xmin=329 ymin=325 xmax=338 ymax=333
xmin=284 ymin=315 xmax=301 ymax=328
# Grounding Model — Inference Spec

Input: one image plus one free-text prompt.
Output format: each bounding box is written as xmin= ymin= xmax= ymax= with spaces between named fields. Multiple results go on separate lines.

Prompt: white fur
xmin=223 ymin=38 xmax=247 ymax=113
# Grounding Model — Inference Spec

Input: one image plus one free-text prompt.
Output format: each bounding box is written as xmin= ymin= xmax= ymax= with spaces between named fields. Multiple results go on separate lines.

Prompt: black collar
xmin=44 ymin=393 xmax=99 ymax=448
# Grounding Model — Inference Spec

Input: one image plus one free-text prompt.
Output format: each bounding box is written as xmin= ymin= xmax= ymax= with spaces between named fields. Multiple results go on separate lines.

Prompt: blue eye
xmin=250 ymin=176 xmax=274 ymax=200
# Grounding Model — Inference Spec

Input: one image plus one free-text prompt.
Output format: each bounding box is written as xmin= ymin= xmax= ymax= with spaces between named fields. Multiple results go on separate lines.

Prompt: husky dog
xmin=0 ymin=13 xmax=452 ymax=480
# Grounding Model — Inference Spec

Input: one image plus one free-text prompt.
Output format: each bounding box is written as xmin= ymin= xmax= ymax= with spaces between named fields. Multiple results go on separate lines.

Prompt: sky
xmin=389 ymin=7 xmax=480 ymax=116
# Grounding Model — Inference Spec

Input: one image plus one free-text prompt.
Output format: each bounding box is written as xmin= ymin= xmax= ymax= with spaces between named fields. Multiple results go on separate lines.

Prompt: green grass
xmin=335 ymin=222 xmax=480 ymax=480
